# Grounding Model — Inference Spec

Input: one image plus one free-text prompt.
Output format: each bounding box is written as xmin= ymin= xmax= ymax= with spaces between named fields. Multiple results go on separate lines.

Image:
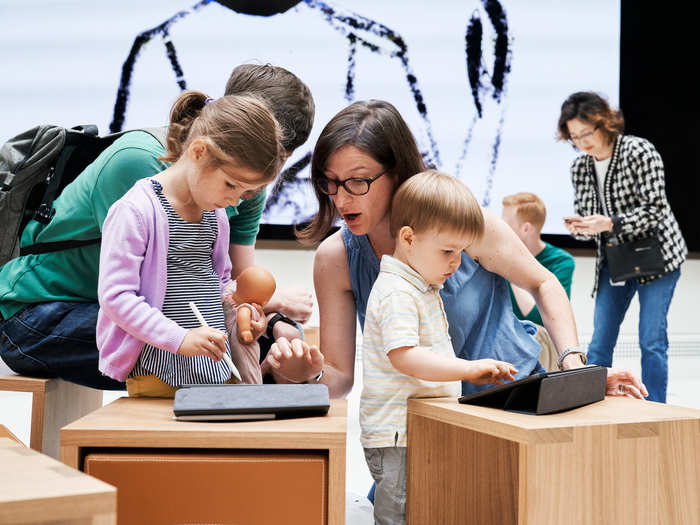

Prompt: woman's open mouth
xmin=343 ymin=213 xmax=360 ymax=224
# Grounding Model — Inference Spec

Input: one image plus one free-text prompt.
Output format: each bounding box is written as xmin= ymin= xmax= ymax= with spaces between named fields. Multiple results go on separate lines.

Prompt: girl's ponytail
xmin=160 ymin=91 xmax=209 ymax=163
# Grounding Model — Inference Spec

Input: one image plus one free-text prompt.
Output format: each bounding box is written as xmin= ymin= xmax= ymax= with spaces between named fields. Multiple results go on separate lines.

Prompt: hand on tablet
xmin=463 ymin=359 xmax=517 ymax=385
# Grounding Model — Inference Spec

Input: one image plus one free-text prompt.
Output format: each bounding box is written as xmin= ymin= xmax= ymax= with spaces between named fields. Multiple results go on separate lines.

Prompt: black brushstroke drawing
xmin=457 ymin=0 xmax=512 ymax=207
xmin=109 ymin=0 xmax=512 ymax=222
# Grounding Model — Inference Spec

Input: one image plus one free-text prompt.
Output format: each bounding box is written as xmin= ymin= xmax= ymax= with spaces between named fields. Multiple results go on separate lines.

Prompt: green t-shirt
xmin=508 ymin=242 xmax=575 ymax=326
xmin=0 ymin=131 xmax=266 ymax=319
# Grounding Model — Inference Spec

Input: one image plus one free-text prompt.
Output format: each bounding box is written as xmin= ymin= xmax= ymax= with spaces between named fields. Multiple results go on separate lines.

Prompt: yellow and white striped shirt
xmin=360 ymin=255 xmax=460 ymax=448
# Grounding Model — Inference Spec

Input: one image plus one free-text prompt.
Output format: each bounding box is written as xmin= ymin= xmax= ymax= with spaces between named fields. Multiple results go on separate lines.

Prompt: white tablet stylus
xmin=188 ymin=301 xmax=242 ymax=382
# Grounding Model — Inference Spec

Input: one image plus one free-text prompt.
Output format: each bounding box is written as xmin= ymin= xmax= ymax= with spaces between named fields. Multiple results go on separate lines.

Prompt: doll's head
xmin=232 ymin=266 xmax=276 ymax=306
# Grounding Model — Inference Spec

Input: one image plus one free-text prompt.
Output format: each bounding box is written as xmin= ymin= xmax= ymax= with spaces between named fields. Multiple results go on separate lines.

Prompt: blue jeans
xmin=587 ymin=265 xmax=680 ymax=403
xmin=0 ymin=301 xmax=125 ymax=390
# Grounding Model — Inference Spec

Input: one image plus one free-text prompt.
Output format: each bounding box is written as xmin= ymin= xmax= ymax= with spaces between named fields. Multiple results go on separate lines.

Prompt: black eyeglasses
xmin=317 ymin=170 xmax=388 ymax=196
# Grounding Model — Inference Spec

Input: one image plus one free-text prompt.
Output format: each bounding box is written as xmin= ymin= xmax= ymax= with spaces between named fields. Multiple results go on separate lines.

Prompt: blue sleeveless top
xmin=342 ymin=227 xmax=543 ymax=395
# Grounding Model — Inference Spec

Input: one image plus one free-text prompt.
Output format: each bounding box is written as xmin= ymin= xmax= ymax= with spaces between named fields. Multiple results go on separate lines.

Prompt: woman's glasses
xmin=569 ymin=126 xmax=598 ymax=144
xmin=317 ymin=169 xmax=388 ymax=196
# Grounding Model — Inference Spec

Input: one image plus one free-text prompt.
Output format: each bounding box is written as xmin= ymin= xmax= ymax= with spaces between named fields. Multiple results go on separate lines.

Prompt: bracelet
xmin=557 ymin=346 xmax=588 ymax=371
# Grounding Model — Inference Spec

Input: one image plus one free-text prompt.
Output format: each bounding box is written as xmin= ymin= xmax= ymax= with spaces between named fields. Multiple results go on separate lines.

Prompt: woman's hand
xmin=605 ymin=367 xmax=648 ymax=399
xmin=574 ymin=214 xmax=613 ymax=235
xmin=262 ymin=337 xmax=324 ymax=383
xmin=264 ymin=285 xmax=314 ymax=323
xmin=563 ymin=215 xmax=584 ymax=235
xmin=178 ymin=327 xmax=227 ymax=361
xmin=462 ymin=359 xmax=518 ymax=385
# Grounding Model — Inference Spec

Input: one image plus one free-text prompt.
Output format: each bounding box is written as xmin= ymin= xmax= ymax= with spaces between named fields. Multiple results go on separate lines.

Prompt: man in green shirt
xmin=0 ymin=64 xmax=315 ymax=388
xmin=502 ymin=192 xmax=575 ymax=371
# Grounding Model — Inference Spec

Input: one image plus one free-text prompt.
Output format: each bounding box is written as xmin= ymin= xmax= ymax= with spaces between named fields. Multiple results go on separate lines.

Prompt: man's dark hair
xmin=225 ymin=63 xmax=315 ymax=153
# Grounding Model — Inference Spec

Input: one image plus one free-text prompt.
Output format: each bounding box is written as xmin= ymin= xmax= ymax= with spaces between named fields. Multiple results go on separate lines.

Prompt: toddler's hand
xmin=463 ymin=359 xmax=517 ymax=385
xmin=178 ymin=327 xmax=227 ymax=362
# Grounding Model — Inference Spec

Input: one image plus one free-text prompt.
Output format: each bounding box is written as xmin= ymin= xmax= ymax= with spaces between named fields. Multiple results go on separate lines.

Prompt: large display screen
xmin=1 ymin=0 xmax=619 ymax=235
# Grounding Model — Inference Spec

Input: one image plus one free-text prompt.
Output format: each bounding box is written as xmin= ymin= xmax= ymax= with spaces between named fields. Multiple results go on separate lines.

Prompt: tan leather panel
xmin=85 ymin=450 xmax=327 ymax=525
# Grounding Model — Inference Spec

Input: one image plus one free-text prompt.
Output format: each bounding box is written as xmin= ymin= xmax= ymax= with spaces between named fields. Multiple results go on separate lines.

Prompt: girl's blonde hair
xmin=160 ymin=90 xmax=283 ymax=184
xmin=390 ymin=170 xmax=484 ymax=241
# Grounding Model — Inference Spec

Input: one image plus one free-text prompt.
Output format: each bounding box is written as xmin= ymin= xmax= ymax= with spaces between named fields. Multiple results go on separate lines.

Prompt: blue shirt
xmin=342 ymin=227 xmax=542 ymax=395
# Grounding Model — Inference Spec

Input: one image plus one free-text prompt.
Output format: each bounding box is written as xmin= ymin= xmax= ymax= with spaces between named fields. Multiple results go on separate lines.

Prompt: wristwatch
xmin=557 ymin=346 xmax=588 ymax=371
xmin=266 ymin=312 xmax=298 ymax=340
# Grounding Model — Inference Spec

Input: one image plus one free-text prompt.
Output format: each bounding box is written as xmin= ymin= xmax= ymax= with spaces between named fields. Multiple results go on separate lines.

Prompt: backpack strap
xmin=19 ymin=237 xmax=103 ymax=256
xmin=19 ymin=127 xmax=168 ymax=257
xmin=34 ymin=126 xmax=99 ymax=225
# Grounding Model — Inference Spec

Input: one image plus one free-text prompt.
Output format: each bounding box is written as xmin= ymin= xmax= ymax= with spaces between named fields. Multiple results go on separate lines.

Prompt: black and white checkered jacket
xmin=571 ymin=134 xmax=687 ymax=296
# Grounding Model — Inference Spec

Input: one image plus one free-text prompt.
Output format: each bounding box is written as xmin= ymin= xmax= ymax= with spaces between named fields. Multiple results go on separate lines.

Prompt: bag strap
xmin=19 ymin=237 xmax=103 ymax=256
xmin=18 ymin=127 xmax=168 ymax=257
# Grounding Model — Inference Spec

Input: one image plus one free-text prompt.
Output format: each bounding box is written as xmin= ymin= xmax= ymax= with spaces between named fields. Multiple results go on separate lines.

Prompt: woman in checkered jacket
xmin=557 ymin=91 xmax=687 ymax=403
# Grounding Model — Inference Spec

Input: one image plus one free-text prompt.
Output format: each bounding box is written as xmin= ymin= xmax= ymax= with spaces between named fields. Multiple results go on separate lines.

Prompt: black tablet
xmin=458 ymin=365 xmax=607 ymax=415
xmin=173 ymin=383 xmax=330 ymax=421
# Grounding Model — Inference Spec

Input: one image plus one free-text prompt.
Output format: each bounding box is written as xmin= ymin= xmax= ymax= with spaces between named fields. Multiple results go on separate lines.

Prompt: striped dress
xmin=130 ymin=180 xmax=231 ymax=386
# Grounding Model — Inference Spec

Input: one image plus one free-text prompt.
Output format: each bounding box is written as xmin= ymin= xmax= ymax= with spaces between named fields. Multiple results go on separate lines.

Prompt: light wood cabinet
xmin=407 ymin=397 xmax=700 ymax=525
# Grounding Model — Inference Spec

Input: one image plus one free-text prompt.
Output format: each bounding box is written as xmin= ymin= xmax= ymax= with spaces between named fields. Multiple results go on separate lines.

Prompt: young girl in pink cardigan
xmin=97 ymin=91 xmax=283 ymax=397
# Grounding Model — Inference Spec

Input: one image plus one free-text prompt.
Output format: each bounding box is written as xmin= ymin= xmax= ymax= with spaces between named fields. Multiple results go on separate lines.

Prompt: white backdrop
xmin=0 ymin=0 xmax=619 ymax=234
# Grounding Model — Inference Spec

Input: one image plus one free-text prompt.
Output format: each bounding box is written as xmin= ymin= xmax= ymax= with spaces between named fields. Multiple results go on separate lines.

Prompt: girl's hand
xmin=247 ymin=303 xmax=267 ymax=342
xmin=178 ymin=327 xmax=228 ymax=361
xmin=463 ymin=359 xmax=517 ymax=385
xmin=263 ymin=337 xmax=324 ymax=383
xmin=236 ymin=303 xmax=267 ymax=343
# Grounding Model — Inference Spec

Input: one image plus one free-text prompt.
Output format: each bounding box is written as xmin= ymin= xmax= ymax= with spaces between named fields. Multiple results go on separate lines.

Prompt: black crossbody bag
xmin=604 ymin=233 xmax=665 ymax=283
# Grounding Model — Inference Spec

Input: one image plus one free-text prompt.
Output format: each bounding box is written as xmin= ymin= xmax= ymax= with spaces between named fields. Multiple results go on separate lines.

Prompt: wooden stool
xmin=0 ymin=374 xmax=103 ymax=459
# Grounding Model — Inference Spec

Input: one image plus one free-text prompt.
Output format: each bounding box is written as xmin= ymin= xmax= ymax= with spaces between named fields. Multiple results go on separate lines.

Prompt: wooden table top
xmin=61 ymin=397 xmax=347 ymax=450
xmin=0 ymin=438 xmax=115 ymax=523
xmin=408 ymin=396 xmax=700 ymax=444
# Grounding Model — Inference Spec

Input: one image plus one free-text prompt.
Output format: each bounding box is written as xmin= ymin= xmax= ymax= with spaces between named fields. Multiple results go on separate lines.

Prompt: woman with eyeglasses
xmin=264 ymin=99 xmax=646 ymax=406
xmin=558 ymin=91 xmax=687 ymax=403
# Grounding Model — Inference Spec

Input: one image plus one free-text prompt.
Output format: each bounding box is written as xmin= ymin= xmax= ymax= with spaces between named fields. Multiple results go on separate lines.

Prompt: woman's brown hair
xmin=557 ymin=91 xmax=625 ymax=145
xmin=160 ymin=90 xmax=283 ymax=184
xmin=297 ymin=99 xmax=426 ymax=244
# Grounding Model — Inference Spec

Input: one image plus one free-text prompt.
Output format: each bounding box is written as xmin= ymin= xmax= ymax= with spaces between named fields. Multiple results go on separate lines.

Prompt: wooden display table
xmin=0 ymin=437 xmax=116 ymax=524
xmin=407 ymin=397 xmax=700 ymax=525
xmin=61 ymin=397 xmax=346 ymax=525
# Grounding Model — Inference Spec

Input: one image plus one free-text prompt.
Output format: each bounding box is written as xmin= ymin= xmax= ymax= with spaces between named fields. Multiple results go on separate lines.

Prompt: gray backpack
xmin=0 ymin=125 xmax=167 ymax=266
